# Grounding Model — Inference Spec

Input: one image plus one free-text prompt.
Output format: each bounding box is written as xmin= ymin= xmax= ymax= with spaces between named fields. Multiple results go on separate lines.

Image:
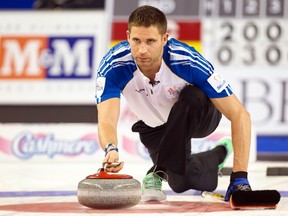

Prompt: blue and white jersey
xmin=96 ymin=38 xmax=233 ymax=127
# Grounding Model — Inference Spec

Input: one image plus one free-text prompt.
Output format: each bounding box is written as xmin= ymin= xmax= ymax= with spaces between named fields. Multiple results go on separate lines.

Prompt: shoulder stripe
xmin=97 ymin=41 xmax=135 ymax=77
xmin=168 ymin=39 xmax=214 ymax=75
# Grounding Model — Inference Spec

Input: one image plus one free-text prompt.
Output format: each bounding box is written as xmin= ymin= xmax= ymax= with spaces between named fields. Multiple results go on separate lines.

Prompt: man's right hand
xmin=103 ymin=150 xmax=124 ymax=173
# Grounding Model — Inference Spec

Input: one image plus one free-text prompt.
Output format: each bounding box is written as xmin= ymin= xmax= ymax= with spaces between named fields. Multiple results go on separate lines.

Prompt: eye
xmin=133 ymin=38 xmax=140 ymax=44
xmin=147 ymin=39 xmax=155 ymax=44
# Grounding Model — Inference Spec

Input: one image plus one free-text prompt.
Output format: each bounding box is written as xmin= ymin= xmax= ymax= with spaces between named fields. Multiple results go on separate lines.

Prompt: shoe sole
xmin=142 ymin=189 xmax=166 ymax=202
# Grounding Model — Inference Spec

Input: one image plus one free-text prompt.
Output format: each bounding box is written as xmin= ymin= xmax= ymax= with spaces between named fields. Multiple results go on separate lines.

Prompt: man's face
xmin=127 ymin=25 xmax=168 ymax=71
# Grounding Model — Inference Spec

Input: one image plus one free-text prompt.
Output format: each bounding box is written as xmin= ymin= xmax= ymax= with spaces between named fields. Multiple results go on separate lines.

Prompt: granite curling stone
xmin=77 ymin=168 xmax=141 ymax=209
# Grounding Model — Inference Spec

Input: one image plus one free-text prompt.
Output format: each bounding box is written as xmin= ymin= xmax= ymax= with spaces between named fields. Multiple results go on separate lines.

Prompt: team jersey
xmin=96 ymin=38 xmax=233 ymax=127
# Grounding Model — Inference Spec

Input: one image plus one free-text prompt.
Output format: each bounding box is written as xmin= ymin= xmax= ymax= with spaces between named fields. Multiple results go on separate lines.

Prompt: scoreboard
xmin=201 ymin=0 xmax=288 ymax=68
xmin=210 ymin=19 xmax=287 ymax=66
xmin=112 ymin=0 xmax=288 ymax=135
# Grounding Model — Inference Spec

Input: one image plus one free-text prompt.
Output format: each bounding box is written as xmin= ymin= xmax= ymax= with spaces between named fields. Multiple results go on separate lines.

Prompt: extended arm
xmin=97 ymin=98 xmax=124 ymax=172
xmin=211 ymin=94 xmax=251 ymax=172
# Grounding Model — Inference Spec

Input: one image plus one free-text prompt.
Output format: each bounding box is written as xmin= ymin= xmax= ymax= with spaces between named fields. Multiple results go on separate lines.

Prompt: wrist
xmin=104 ymin=143 xmax=118 ymax=156
xmin=230 ymin=171 xmax=248 ymax=181
xmin=104 ymin=143 xmax=117 ymax=150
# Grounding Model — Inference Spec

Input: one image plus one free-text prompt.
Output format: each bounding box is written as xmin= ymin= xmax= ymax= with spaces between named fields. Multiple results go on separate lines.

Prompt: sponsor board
xmin=0 ymin=11 xmax=109 ymax=104
xmin=0 ymin=36 xmax=94 ymax=79
xmin=0 ymin=109 xmax=257 ymax=164
xmin=0 ymin=123 xmax=150 ymax=162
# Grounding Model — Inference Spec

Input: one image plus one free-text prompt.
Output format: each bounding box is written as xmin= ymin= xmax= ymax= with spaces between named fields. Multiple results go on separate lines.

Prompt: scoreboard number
xmin=215 ymin=19 xmax=287 ymax=66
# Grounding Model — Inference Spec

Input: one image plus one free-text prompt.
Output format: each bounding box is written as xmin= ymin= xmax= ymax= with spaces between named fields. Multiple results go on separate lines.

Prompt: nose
xmin=139 ymin=43 xmax=147 ymax=54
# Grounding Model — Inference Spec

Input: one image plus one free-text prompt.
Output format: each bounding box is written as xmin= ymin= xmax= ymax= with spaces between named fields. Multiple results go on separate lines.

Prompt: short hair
xmin=128 ymin=5 xmax=167 ymax=35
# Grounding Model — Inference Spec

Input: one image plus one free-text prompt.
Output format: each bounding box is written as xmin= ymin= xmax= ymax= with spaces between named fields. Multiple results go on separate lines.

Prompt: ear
xmin=126 ymin=30 xmax=130 ymax=40
xmin=163 ymin=33 xmax=169 ymax=45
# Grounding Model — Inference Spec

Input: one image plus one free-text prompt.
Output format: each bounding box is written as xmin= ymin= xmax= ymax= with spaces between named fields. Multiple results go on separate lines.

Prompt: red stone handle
xmin=86 ymin=168 xmax=133 ymax=179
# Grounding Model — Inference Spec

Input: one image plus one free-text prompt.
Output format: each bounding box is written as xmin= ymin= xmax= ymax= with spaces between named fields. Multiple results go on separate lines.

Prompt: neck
xmin=139 ymin=60 xmax=162 ymax=81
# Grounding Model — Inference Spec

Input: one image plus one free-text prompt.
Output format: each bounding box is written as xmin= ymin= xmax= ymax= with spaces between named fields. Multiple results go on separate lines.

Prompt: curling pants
xmin=132 ymin=85 xmax=226 ymax=192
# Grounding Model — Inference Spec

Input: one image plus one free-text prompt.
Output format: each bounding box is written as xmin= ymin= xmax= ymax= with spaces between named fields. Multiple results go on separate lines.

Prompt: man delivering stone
xmin=95 ymin=5 xmax=280 ymax=209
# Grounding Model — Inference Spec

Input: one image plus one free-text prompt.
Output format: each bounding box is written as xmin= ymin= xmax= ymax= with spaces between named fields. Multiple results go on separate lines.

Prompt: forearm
xmin=231 ymin=110 xmax=251 ymax=172
xmin=95 ymin=92 xmax=122 ymax=172
xmin=98 ymin=121 xmax=118 ymax=150
xmin=96 ymin=98 xmax=120 ymax=151
xmin=98 ymin=120 xmax=123 ymax=172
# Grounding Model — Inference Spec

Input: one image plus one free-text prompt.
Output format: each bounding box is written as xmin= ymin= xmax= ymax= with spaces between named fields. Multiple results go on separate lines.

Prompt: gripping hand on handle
xmin=102 ymin=143 xmax=124 ymax=173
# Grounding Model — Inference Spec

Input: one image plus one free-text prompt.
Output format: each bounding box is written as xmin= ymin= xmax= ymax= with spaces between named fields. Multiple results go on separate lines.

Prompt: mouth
xmin=137 ymin=57 xmax=149 ymax=62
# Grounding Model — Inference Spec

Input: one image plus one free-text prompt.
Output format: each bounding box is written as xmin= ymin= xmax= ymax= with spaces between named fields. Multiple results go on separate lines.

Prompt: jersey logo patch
xmin=164 ymin=83 xmax=186 ymax=99
xmin=207 ymin=73 xmax=228 ymax=93
xmin=96 ymin=76 xmax=106 ymax=98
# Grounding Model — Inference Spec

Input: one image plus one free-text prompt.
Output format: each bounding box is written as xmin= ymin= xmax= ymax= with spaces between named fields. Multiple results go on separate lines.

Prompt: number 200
xmin=216 ymin=21 xmax=286 ymax=65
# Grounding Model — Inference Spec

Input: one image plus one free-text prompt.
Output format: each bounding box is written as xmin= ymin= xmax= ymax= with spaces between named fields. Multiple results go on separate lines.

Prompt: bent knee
xmin=168 ymin=177 xmax=217 ymax=193
xmin=169 ymin=182 xmax=187 ymax=193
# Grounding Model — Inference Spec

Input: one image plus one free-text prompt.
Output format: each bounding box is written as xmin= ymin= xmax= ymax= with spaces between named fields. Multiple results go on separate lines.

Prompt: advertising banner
xmin=0 ymin=102 xmax=257 ymax=163
xmin=0 ymin=11 xmax=109 ymax=104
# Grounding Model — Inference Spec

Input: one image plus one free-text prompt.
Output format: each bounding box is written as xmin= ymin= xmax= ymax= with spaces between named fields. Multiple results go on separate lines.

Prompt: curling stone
xmin=77 ymin=166 xmax=141 ymax=209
